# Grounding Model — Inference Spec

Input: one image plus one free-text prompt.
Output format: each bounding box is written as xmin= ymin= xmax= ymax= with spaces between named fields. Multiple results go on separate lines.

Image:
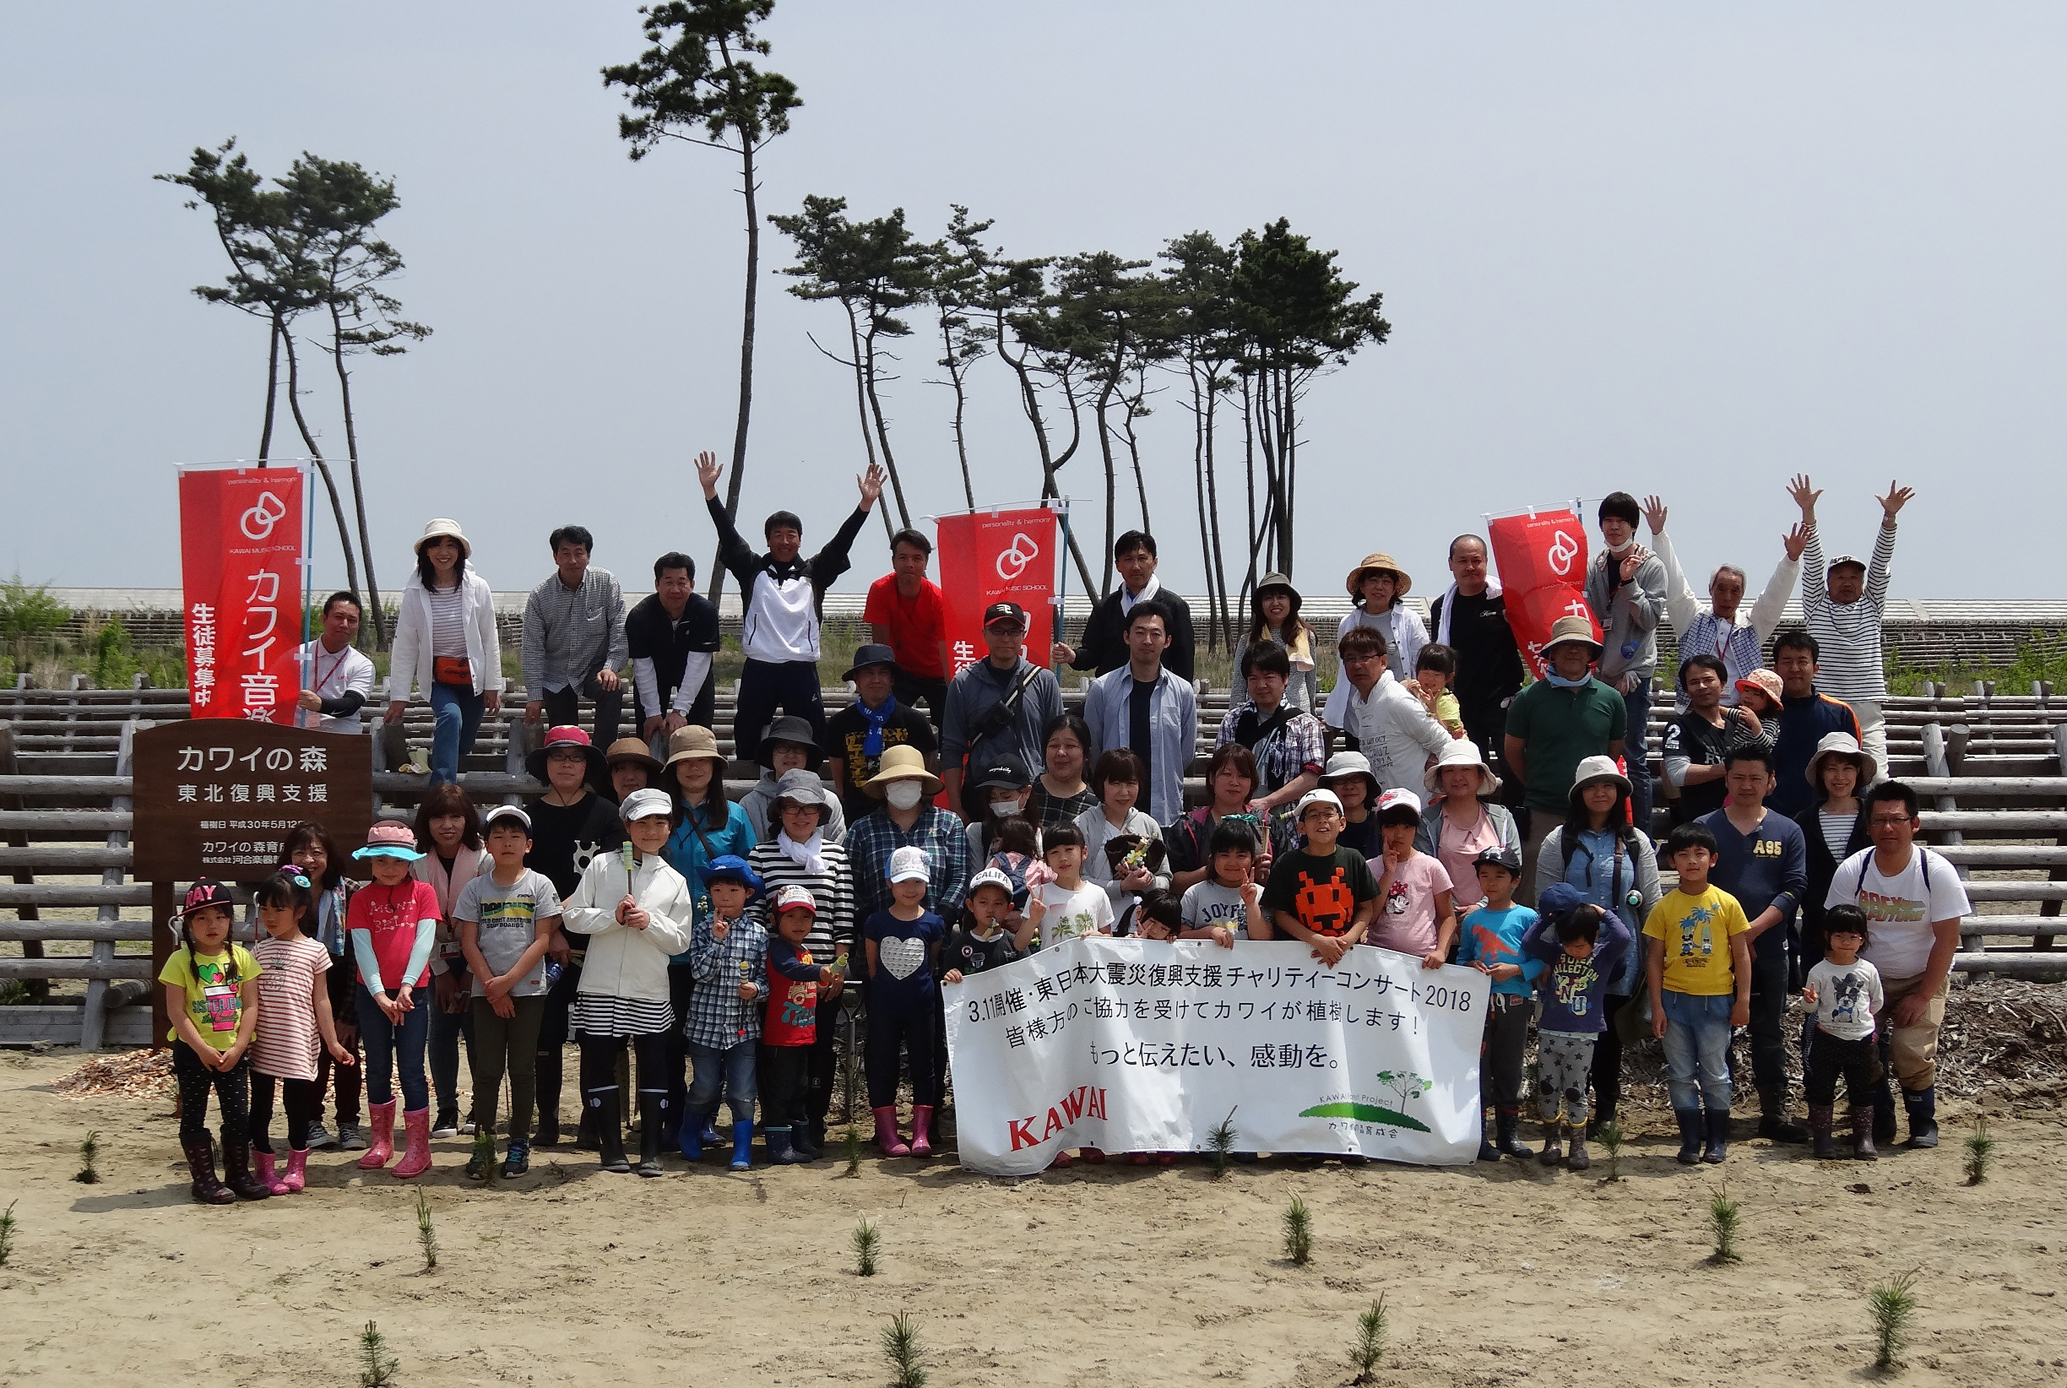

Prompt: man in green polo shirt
xmin=1505 ymin=615 xmax=1628 ymax=903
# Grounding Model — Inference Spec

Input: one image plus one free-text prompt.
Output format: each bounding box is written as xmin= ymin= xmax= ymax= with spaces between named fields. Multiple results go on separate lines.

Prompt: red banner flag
xmin=180 ymin=467 xmax=305 ymax=723
xmin=934 ymin=507 xmax=1059 ymax=679
xmin=1486 ymin=509 xmax=1598 ymax=680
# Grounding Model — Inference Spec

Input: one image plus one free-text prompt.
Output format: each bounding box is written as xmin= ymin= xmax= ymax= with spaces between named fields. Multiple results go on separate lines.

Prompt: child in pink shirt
xmin=1367 ymin=790 xmax=1458 ymax=969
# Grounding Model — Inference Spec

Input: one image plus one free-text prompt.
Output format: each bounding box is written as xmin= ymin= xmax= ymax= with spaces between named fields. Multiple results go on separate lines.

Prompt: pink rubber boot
xmin=255 ymin=1151 xmax=289 ymax=1195
xmin=357 ymin=1101 xmax=397 ymax=1170
xmin=392 ymin=1108 xmax=433 ymax=1179
xmin=281 ymin=1148 xmax=309 ymax=1193
xmin=872 ymin=1105 xmax=910 ymax=1157
xmin=909 ymin=1105 xmax=935 ymax=1158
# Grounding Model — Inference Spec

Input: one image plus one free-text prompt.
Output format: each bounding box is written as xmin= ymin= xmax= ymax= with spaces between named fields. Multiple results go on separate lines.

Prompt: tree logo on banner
xmin=239 ymin=491 xmax=290 ymax=541
xmin=1547 ymin=528 xmax=1580 ymax=577
xmin=995 ymin=532 xmax=1042 ymax=582
xmin=1299 ymin=1069 xmax=1434 ymax=1132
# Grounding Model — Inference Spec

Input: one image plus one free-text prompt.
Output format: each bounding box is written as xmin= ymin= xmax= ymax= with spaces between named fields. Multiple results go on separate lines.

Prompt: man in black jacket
xmin=698 ymin=449 xmax=885 ymax=763
xmin=1427 ymin=534 xmax=1526 ymax=817
xmin=1051 ymin=530 xmax=1195 ymax=684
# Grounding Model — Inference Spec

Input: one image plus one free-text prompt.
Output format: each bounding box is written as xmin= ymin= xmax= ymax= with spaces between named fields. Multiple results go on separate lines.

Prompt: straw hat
xmin=414 ymin=517 xmax=471 ymax=559
xmin=860 ymin=743 xmax=943 ymax=797
xmin=1424 ymin=739 xmax=1501 ymax=798
xmin=1344 ymin=552 xmax=1412 ymax=600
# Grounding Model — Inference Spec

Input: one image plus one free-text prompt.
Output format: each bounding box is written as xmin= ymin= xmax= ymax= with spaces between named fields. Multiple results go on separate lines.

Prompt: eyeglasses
xmin=1868 ymin=815 xmax=1914 ymax=828
xmin=1341 ymin=652 xmax=1382 ymax=666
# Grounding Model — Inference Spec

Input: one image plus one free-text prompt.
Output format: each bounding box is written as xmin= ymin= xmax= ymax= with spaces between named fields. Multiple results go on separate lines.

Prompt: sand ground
xmin=1 ymin=1049 xmax=2064 ymax=1387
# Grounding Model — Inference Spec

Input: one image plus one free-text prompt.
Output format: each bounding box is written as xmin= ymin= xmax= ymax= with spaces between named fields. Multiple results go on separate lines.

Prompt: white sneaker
xmin=459 ymin=1119 xmax=479 ymax=1136
xmin=305 ymin=1119 xmax=336 ymax=1150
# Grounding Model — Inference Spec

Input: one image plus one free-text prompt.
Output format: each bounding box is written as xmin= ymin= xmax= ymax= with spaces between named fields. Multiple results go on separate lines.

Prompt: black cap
xmin=173 ymin=877 xmax=237 ymax=920
xmin=843 ymin=643 xmax=899 ymax=681
xmin=974 ymin=754 xmax=1033 ymax=791
xmin=982 ymin=601 xmax=1028 ymax=629
xmin=1472 ymin=845 xmax=1523 ymax=875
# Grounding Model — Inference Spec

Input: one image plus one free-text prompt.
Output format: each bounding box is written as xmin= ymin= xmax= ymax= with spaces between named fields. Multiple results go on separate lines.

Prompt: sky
xmin=4 ymin=2 xmax=2063 ymax=603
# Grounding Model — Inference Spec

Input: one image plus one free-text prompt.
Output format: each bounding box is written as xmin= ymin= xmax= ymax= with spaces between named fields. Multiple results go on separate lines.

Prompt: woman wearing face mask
xmin=965 ymin=753 xmax=1038 ymax=863
xmin=844 ymin=744 xmax=972 ymax=933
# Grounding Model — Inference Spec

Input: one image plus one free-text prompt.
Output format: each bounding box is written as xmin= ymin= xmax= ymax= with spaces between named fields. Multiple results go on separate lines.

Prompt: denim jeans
xmin=1622 ymin=681 xmax=1653 ymax=834
xmin=1660 ymin=989 xmax=1733 ymax=1113
xmin=357 ymin=989 xmax=432 ymax=1111
xmin=688 ymin=1040 xmax=758 ymax=1126
xmin=428 ymin=680 xmax=485 ymax=787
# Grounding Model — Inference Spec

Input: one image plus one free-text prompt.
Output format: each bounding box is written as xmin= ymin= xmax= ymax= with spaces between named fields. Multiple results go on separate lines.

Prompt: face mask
xmin=989 ymin=796 xmax=1022 ymax=817
xmin=884 ymin=781 xmax=924 ymax=810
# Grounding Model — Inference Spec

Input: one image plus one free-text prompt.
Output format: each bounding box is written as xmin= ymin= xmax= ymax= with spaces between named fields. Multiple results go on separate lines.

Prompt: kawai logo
xmin=1006 ymin=1085 xmax=1107 ymax=1149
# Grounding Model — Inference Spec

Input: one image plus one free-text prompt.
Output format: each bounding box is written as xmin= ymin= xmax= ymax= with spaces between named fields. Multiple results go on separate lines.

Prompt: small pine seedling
xmin=469 ymin=1127 xmax=496 ymax=1180
xmin=1208 ymin=1107 xmax=1238 ymax=1179
xmin=74 ymin=1130 xmax=101 ymax=1185
xmin=0 ymin=1199 xmax=17 ymax=1267
xmin=1868 ymin=1270 xmax=1920 ymax=1372
xmin=1282 ymin=1193 xmax=1313 ymax=1266
xmin=880 ymin=1311 xmax=928 ymax=1388
xmin=853 ymin=1217 xmax=880 ymax=1277
xmin=844 ymin=1124 xmax=864 ymax=1177
xmin=1964 ymin=1118 xmax=1995 ymax=1186
xmin=1595 ymin=1119 xmax=1625 ymax=1182
xmin=414 ymin=1188 xmax=438 ymax=1271
xmin=1350 ymin=1293 xmax=1389 ymax=1382
xmin=357 ymin=1320 xmax=399 ymax=1387
xmin=1707 ymin=1182 xmax=1742 ymax=1264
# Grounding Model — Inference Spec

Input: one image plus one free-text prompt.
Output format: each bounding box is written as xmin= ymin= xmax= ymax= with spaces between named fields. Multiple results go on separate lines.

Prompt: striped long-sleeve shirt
xmin=746 ymin=841 xmax=857 ymax=966
xmin=1800 ymin=521 xmax=1896 ymax=703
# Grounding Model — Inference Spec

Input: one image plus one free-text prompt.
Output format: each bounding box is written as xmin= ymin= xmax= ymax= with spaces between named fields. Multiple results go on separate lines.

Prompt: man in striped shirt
xmin=1641 ymin=495 xmax=1806 ymax=706
xmin=1790 ymin=475 xmax=1913 ymax=777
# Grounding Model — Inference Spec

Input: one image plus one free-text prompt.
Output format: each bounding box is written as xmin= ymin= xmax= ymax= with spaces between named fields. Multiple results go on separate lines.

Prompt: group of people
xmin=176 ymin=464 xmax=1954 ymax=1199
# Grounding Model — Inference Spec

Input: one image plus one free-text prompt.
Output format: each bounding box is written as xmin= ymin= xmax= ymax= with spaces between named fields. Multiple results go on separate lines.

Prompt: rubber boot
xmin=1673 ymin=1109 xmax=1704 ymax=1165
xmin=184 ymin=1138 xmax=234 ymax=1205
xmin=1757 ymin=1085 xmax=1808 ymax=1144
xmin=699 ymin=1110 xmax=723 ymax=1147
xmin=1537 ymin=1120 xmax=1563 ymax=1166
xmin=764 ymin=1127 xmax=798 ymax=1165
xmin=1850 ymin=1105 xmax=1879 ymax=1161
xmin=282 ymin=1148 xmax=309 ymax=1193
xmin=676 ymin=1112 xmax=704 ymax=1162
xmin=873 ymin=1105 xmax=910 ymax=1157
xmin=1701 ymin=1108 xmax=1729 ymax=1165
xmin=256 ymin=1150 xmax=286 ymax=1195
xmin=1495 ymin=1107 xmax=1532 ymax=1159
xmin=1901 ymin=1086 xmax=1939 ymax=1149
xmin=910 ymin=1105 xmax=935 ymax=1159
xmin=534 ymin=1052 xmax=562 ymax=1145
xmin=576 ymin=1103 xmax=600 ymax=1152
xmin=593 ymin=1090 xmax=629 ymax=1173
xmin=636 ymin=1095 xmax=667 ymax=1177
xmin=1808 ymin=1104 xmax=1838 ymax=1159
xmin=729 ymin=1119 xmax=754 ymax=1171
xmin=357 ymin=1100 xmax=397 ymax=1170
xmin=222 ymin=1140 xmax=272 ymax=1201
xmin=1871 ymin=1080 xmax=1899 ymax=1146
xmin=392 ymin=1109 xmax=433 ymax=1179
xmin=1565 ymin=1127 xmax=1590 ymax=1172
xmin=1477 ymin=1111 xmax=1500 ymax=1162
xmin=791 ymin=1120 xmax=821 ymax=1163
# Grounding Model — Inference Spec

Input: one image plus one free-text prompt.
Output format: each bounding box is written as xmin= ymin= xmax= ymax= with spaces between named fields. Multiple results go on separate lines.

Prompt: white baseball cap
xmin=887 ymin=845 xmax=932 ymax=883
xmin=1295 ymin=787 xmax=1343 ymax=818
xmin=619 ymin=787 xmax=674 ymax=823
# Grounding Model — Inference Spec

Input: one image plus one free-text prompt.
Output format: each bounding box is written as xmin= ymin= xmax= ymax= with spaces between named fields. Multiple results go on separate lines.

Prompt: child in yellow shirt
xmin=1644 ymin=823 xmax=1752 ymax=1167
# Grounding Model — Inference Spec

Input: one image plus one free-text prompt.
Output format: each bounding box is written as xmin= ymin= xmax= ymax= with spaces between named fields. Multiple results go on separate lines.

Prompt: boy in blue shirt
xmin=1521 ymin=883 xmax=1634 ymax=1170
xmin=1456 ymin=847 xmax=1542 ymax=1162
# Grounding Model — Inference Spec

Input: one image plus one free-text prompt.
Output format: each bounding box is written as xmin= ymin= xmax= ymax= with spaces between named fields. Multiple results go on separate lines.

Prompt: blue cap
xmin=704 ymin=855 xmax=762 ymax=897
xmin=1536 ymin=883 xmax=1587 ymax=921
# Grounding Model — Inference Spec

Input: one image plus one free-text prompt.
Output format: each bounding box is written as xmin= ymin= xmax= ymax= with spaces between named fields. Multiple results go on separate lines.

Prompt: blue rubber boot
xmin=1673 ymin=1109 xmax=1704 ymax=1166
xmin=677 ymin=1116 xmax=703 ymax=1162
xmin=729 ymin=1120 xmax=754 ymax=1171
xmin=764 ymin=1126 xmax=797 ymax=1164
xmin=1702 ymin=1107 xmax=1730 ymax=1165
xmin=1901 ymin=1086 xmax=1940 ymax=1149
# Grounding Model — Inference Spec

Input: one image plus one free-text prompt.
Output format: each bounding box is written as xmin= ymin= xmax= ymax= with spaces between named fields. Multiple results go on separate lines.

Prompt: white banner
xmin=944 ymin=937 xmax=1491 ymax=1176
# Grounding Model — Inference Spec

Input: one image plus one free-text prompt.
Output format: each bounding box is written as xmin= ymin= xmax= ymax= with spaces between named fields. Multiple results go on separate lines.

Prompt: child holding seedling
xmin=865 ymin=847 xmax=949 ymax=1158
xmin=160 ymin=878 xmax=268 ymax=1204
xmin=1180 ymin=818 xmax=1269 ymax=945
xmin=1027 ymin=822 xmax=1115 ymax=948
xmin=1520 ymin=884 xmax=1634 ymax=1171
xmin=683 ymin=854 xmax=766 ymax=1170
xmin=454 ymin=805 xmax=563 ymax=1178
xmin=762 ymin=884 xmax=840 ymax=1164
xmin=249 ymin=866 xmax=353 ymax=1194
xmin=1367 ymin=789 xmax=1458 ymax=969
xmin=942 ymin=867 xmax=1030 ymax=976
xmin=1261 ymin=788 xmax=1380 ymax=966
xmin=1801 ymin=903 xmax=1886 ymax=1161
xmin=1645 ymin=822 xmax=1753 ymax=1166
xmin=348 ymin=821 xmax=445 ymax=1179
xmin=1455 ymin=846 xmax=1540 ymax=1162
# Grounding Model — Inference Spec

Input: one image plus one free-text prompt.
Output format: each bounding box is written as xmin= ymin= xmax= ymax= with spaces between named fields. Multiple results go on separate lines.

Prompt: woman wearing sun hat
xmin=1415 ymin=740 xmax=1522 ymax=906
xmin=1794 ymin=730 xmax=1877 ymax=967
xmin=1322 ymin=552 xmax=1429 ymax=732
xmin=386 ymin=518 xmax=504 ymax=787
xmin=1233 ymin=573 xmax=1319 ymax=714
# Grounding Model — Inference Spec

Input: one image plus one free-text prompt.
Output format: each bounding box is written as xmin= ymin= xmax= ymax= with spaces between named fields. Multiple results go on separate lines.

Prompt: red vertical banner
xmin=180 ymin=467 xmax=305 ymax=723
xmin=1486 ymin=509 xmax=1599 ymax=680
xmin=934 ymin=507 xmax=1058 ymax=678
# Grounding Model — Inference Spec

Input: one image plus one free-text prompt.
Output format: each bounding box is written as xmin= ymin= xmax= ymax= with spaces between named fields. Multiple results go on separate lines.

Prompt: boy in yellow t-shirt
xmin=1643 ymin=823 xmax=1752 ymax=1168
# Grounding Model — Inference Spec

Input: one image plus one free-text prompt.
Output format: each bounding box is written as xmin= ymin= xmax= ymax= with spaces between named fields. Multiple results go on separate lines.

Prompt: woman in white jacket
xmin=562 ymin=788 xmax=694 ymax=1175
xmin=385 ymin=518 xmax=505 ymax=788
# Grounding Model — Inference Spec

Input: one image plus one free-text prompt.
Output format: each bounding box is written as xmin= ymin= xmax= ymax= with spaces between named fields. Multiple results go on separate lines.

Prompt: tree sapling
xmin=1707 ymin=1182 xmax=1741 ymax=1264
xmin=853 ymin=1217 xmax=879 ymax=1277
xmin=1350 ymin=1293 xmax=1389 ymax=1382
xmin=880 ymin=1311 xmax=927 ymax=1388
xmin=1964 ymin=1118 xmax=1994 ymax=1186
xmin=1594 ymin=1119 xmax=1625 ymax=1182
xmin=357 ymin=1320 xmax=399 ymax=1387
xmin=1208 ymin=1107 xmax=1238 ymax=1178
xmin=414 ymin=1187 xmax=438 ymax=1271
xmin=1868 ymin=1270 xmax=1920 ymax=1373
xmin=1282 ymin=1193 xmax=1313 ymax=1266
xmin=74 ymin=1130 xmax=101 ymax=1184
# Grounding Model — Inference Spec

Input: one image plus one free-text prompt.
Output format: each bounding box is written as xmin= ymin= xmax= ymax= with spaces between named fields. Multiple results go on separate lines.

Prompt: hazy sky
xmin=5 ymin=2 xmax=2062 ymax=602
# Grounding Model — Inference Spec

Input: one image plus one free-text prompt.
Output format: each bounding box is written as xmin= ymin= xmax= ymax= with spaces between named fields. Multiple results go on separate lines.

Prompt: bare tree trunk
xmin=859 ymin=323 xmax=913 ymax=533
xmin=258 ymin=314 xmax=282 ymax=462
xmin=941 ymin=318 xmax=976 ymax=509
xmin=1122 ymin=369 xmax=1151 ymax=536
xmin=1187 ymin=360 xmax=1217 ymax=651
xmin=1092 ymin=371 xmax=1119 ymax=600
xmin=709 ymin=134 xmax=762 ymax=605
xmin=282 ymin=330 xmax=362 ymax=608
xmin=999 ymin=327 xmax=1098 ymax=597
xmin=329 ymin=300 xmax=387 ymax=649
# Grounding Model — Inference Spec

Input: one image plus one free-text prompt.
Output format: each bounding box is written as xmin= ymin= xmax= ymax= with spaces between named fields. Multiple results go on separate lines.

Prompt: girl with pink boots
xmin=348 ymin=821 xmax=444 ymax=1179
xmin=248 ymin=866 xmax=355 ymax=1193
xmin=862 ymin=846 xmax=947 ymax=1158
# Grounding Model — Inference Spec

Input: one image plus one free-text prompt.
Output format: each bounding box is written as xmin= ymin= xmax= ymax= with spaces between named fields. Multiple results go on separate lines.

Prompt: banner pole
xmin=300 ymin=463 xmax=316 ymax=728
xmin=1053 ymin=499 xmax=1071 ymax=673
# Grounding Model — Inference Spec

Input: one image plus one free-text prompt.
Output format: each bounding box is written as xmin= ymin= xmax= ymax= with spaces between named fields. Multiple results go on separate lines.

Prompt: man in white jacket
xmin=1335 ymin=626 xmax=1450 ymax=796
xmin=1642 ymin=495 xmax=1806 ymax=706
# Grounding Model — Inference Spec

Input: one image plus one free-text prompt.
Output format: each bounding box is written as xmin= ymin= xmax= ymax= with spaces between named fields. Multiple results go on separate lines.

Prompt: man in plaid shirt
xmin=1218 ymin=640 xmax=1328 ymax=838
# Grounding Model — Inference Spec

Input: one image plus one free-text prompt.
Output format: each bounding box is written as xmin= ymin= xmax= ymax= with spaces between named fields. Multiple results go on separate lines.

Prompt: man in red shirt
xmin=864 ymin=528 xmax=952 ymax=729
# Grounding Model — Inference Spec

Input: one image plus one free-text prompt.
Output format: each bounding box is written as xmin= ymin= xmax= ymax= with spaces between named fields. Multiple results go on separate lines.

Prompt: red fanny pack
xmin=433 ymin=657 xmax=472 ymax=687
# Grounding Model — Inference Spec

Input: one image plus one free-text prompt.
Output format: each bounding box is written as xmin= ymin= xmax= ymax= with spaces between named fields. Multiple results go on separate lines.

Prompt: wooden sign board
xmin=134 ymin=721 xmax=374 ymax=880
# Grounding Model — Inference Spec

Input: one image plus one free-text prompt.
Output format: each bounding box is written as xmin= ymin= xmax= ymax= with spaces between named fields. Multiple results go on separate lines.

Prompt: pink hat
xmin=1735 ymin=669 xmax=1783 ymax=704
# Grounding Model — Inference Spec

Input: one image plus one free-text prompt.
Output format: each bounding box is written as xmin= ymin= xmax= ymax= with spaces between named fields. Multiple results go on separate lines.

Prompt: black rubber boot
xmin=221 ymin=1139 xmax=272 ymax=1201
xmin=1901 ymin=1086 xmax=1939 ymax=1149
xmin=183 ymin=1137 xmax=235 ymax=1205
xmin=1477 ymin=1111 xmax=1500 ymax=1162
xmin=1808 ymin=1103 xmax=1838 ymax=1159
xmin=1850 ymin=1105 xmax=1879 ymax=1161
xmin=1674 ymin=1109 xmax=1704 ymax=1166
xmin=589 ymin=1088 xmax=629 ymax=1173
xmin=1701 ymin=1108 xmax=1729 ymax=1165
xmin=1757 ymin=1085 xmax=1808 ymax=1144
xmin=1494 ymin=1108 xmax=1532 ymax=1159
xmin=1871 ymin=1080 xmax=1899 ymax=1146
xmin=636 ymin=1094 xmax=667 ymax=1177
xmin=534 ymin=1050 xmax=562 ymax=1146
